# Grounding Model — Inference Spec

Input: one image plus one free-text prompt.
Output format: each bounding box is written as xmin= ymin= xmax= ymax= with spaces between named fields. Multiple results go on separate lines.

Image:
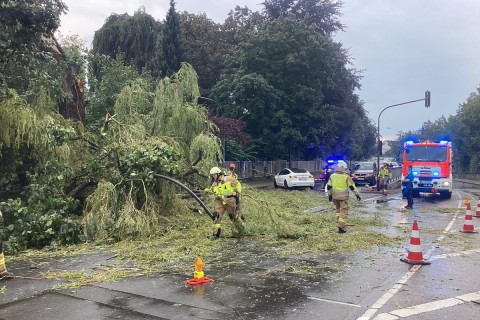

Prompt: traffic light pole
xmin=376 ymin=94 xmax=430 ymax=190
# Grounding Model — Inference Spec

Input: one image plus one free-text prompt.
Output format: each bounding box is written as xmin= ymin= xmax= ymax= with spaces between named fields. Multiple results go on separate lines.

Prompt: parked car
xmin=351 ymin=161 xmax=377 ymax=186
xmin=273 ymin=168 xmax=315 ymax=189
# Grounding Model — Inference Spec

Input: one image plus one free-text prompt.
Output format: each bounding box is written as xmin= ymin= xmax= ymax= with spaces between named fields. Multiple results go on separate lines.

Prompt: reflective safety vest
xmin=213 ymin=176 xmax=241 ymax=196
xmin=327 ymin=172 xmax=358 ymax=200
xmin=380 ymin=167 xmax=391 ymax=178
xmin=328 ymin=173 xmax=356 ymax=191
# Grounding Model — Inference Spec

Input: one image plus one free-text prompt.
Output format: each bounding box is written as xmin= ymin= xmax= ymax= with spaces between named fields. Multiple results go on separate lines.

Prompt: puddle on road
xmin=190 ymin=239 xmax=345 ymax=318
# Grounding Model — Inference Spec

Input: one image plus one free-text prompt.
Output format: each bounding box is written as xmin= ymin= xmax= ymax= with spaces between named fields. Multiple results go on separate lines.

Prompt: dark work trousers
xmin=406 ymin=188 xmax=414 ymax=208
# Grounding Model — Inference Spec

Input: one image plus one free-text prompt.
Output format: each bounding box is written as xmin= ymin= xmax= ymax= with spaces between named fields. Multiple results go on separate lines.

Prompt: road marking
xmin=307 ymin=296 xmax=361 ymax=307
xmin=357 ymin=191 xmax=464 ymax=320
xmin=430 ymin=248 xmax=480 ymax=261
xmin=356 ymin=265 xmax=421 ymax=320
xmin=374 ymin=291 xmax=480 ymax=319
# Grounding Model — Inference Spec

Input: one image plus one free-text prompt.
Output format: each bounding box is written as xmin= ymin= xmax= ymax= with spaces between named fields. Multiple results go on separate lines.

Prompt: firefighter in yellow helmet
xmin=205 ymin=167 xmax=244 ymax=238
xmin=0 ymin=210 xmax=14 ymax=280
xmin=379 ymin=163 xmax=392 ymax=196
xmin=327 ymin=162 xmax=361 ymax=233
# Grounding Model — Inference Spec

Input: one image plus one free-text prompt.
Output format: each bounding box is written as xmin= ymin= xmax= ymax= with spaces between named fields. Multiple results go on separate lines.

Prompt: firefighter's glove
xmin=328 ymin=195 xmax=333 ymax=202
xmin=356 ymin=194 xmax=361 ymax=201
xmin=212 ymin=212 xmax=220 ymax=222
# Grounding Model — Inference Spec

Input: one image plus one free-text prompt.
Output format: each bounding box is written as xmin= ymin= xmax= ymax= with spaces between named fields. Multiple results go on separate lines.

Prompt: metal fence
xmin=222 ymin=160 xmax=404 ymax=188
xmin=222 ymin=160 xmax=324 ymax=180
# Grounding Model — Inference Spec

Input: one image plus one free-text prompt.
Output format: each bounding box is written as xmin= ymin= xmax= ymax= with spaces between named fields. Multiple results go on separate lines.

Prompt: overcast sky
xmin=59 ymin=0 xmax=480 ymax=140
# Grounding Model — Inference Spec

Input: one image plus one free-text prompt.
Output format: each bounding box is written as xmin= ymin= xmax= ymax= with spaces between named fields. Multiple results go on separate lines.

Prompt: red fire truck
xmin=402 ymin=140 xmax=453 ymax=199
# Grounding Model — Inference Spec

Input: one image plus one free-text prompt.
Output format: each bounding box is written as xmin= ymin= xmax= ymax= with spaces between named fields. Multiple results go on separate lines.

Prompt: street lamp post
xmin=376 ymin=92 xmax=431 ymax=190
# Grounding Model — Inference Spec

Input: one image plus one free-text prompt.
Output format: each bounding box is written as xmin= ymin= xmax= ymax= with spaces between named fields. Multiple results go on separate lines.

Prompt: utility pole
xmin=376 ymin=91 xmax=431 ymax=190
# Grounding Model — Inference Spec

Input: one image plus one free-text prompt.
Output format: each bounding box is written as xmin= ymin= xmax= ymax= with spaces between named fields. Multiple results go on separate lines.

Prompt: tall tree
xmin=0 ymin=0 xmax=67 ymax=95
xmin=159 ymin=0 xmax=184 ymax=78
xmin=179 ymin=12 xmax=225 ymax=96
xmin=261 ymin=0 xmax=344 ymax=35
xmin=0 ymin=0 xmax=86 ymax=122
xmin=212 ymin=17 xmax=366 ymax=160
xmin=449 ymin=89 xmax=480 ymax=173
xmin=91 ymin=8 xmax=161 ymax=76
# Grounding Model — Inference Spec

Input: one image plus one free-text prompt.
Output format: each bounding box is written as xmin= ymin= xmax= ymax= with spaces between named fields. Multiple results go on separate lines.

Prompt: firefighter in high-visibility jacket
xmin=206 ymin=167 xmax=244 ymax=238
xmin=379 ymin=163 xmax=392 ymax=196
xmin=327 ymin=162 xmax=361 ymax=233
xmin=226 ymin=163 xmax=244 ymax=221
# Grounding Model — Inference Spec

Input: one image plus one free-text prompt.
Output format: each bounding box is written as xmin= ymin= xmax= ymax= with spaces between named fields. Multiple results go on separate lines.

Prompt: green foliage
xmin=91 ymin=8 xmax=161 ymax=75
xmin=212 ymin=16 xmax=372 ymax=160
xmin=86 ymin=54 xmax=139 ymax=131
xmin=158 ymin=0 xmax=184 ymax=78
xmin=48 ymin=124 xmax=76 ymax=146
xmin=120 ymin=141 xmax=182 ymax=182
xmin=179 ymin=11 xmax=233 ymax=96
xmin=114 ymin=78 xmax=153 ymax=124
xmin=450 ymin=89 xmax=480 ymax=173
xmin=0 ymin=160 xmax=82 ymax=254
xmin=58 ymin=34 xmax=88 ymax=82
xmin=0 ymin=0 xmax=68 ymax=95
xmin=0 ymin=91 xmax=40 ymax=148
xmin=82 ymin=64 xmax=222 ymax=241
xmin=262 ymin=0 xmax=344 ymax=35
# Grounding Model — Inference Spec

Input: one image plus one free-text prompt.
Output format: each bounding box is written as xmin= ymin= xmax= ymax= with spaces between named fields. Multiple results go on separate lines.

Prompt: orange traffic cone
xmin=460 ymin=203 xmax=478 ymax=233
xmin=401 ymin=220 xmax=430 ymax=265
xmin=474 ymin=197 xmax=480 ymax=218
xmin=186 ymin=257 xmax=213 ymax=285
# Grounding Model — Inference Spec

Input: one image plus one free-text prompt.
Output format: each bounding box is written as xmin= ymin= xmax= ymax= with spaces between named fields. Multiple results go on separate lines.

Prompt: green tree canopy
xmin=158 ymin=0 xmax=184 ymax=78
xmin=212 ymin=17 xmax=372 ymax=160
xmin=179 ymin=12 xmax=226 ymax=96
xmin=0 ymin=0 xmax=68 ymax=97
xmin=91 ymin=8 xmax=160 ymax=76
xmin=261 ymin=0 xmax=344 ymax=35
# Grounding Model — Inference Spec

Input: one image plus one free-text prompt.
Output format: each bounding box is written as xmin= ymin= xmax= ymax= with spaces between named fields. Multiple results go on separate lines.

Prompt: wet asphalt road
xmin=1 ymin=181 xmax=480 ymax=320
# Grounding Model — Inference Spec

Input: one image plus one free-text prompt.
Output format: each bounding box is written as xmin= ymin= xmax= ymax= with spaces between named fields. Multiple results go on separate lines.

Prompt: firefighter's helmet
xmin=229 ymin=163 xmax=235 ymax=169
xmin=336 ymin=162 xmax=348 ymax=172
xmin=210 ymin=167 xmax=222 ymax=175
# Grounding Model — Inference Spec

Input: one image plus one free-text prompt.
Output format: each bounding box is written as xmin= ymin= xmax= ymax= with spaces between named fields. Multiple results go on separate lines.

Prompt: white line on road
xmin=374 ymin=290 xmax=480 ymax=319
xmin=356 ymin=191 xmax=464 ymax=320
xmin=307 ymin=296 xmax=361 ymax=307
xmin=429 ymin=248 xmax=480 ymax=261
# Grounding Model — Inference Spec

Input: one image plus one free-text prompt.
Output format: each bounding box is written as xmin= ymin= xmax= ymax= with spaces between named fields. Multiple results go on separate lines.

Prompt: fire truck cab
xmin=402 ymin=140 xmax=453 ymax=199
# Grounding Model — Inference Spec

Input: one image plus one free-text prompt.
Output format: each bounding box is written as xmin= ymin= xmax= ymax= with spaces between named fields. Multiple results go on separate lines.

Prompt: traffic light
xmin=377 ymin=140 xmax=382 ymax=155
xmin=425 ymin=90 xmax=431 ymax=107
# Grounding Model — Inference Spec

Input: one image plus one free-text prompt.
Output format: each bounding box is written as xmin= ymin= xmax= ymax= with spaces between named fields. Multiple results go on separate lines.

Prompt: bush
xmin=0 ymin=161 xmax=83 ymax=254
